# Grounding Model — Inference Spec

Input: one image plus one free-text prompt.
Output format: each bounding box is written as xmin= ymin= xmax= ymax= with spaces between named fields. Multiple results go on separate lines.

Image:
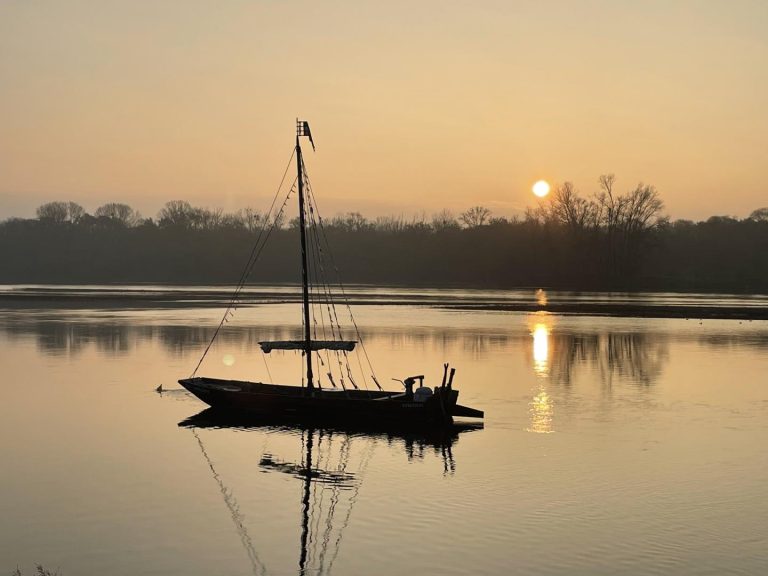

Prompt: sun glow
xmin=533 ymin=180 xmax=550 ymax=198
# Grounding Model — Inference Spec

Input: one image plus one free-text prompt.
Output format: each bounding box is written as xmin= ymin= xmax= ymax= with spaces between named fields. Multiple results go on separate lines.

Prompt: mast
xmin=296 ymin=120 xmax=314 ymax=391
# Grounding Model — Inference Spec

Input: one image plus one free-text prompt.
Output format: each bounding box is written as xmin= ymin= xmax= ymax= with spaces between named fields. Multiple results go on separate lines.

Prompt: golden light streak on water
xmin=527 ymin=387 xmax=555 ymax=434
xmin=532 ymin=323 xmax=549 ymax=377
xmin=528 ymin=313 xmax=554 ymax=432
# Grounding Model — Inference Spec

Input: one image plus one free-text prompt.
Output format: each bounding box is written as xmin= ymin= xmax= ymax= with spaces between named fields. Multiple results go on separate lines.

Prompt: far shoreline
xmin=1 ymin=284 xmax=766 ymax=321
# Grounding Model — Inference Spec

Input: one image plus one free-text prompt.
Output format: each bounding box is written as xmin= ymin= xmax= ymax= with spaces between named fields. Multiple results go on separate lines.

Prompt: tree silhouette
xmin=36 ymin=201 xmax=68 ymax=224
xmin=431 ymin=209 xmax=460 ymax=231
xmin=749 ymin=207 xmax=768 ymax=222
xmin=36 ymin=201 xmax=87 ymax=224
xmin=459 ymin=206 xmax=492 ymax=228
xmin=67 ymin=202 xmax=86 ymax=224
xmin=95 ymin=203 xmax=142 ymax=226
xmin=330 ymin=212 xmax=369 ymax=232
xmin=595 ymin=175 xmax=665 ymax=282
xmin=4 ymin=191 xmax=766 ymax=291
xmin=530 ymin=182 xmax=599 ymax=231
xmin=238 ymin=208 xmax=266 ymax=231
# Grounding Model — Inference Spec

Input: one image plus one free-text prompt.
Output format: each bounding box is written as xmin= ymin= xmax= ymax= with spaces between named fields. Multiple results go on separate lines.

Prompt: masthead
xmin=296 ymin=119 xmax=315 ymax=151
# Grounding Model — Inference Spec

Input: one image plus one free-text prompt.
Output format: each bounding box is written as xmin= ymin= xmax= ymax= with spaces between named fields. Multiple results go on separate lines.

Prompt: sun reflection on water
xmin=527 ymin=388 xmax=554 ymax=434
xmin=532 ymin=323 xmax=549 ymax=377
xmin=528 ymin=314 xmax=554 ymax=433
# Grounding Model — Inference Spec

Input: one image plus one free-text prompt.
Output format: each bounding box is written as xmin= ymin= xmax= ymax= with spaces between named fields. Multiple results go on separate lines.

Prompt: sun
xmin=533 ymin=180 xmax=550 ymax=198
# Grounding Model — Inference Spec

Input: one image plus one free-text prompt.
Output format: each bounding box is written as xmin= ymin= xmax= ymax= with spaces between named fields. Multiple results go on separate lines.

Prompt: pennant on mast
xmin=297 ymin=119 xmax=315 ymax=151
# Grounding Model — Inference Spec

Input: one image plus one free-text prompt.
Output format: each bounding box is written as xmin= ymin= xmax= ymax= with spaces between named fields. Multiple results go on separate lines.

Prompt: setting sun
xmin=533 ymin=180 xmax=551 ymax=198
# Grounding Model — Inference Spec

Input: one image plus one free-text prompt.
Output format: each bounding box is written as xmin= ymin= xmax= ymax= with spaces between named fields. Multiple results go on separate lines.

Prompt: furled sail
xmin=259 ymin=340 xmax=356 ymax=353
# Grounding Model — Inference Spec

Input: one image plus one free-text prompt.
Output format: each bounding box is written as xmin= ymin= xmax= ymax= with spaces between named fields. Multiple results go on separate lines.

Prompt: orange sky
xmin=1 ymin=1 xmax=766 ymax=221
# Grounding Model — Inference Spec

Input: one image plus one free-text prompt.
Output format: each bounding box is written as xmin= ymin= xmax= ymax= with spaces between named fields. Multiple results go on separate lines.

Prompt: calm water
xmin=1 ymin=288 xmax=767 ymax=575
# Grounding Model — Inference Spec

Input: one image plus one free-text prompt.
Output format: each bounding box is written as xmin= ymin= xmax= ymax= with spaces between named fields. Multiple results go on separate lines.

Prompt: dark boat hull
xmin=178 ymin=377 xmax=483 ymax=424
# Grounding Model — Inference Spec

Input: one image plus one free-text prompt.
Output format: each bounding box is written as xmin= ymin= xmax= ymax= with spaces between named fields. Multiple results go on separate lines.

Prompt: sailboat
xmin=179 ymin=120 xmax=483 ymax=426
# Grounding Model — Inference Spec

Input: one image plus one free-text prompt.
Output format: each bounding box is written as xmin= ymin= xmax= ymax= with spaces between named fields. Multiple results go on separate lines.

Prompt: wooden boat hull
xmin=178 ymin=377 xmax=483 ymax=424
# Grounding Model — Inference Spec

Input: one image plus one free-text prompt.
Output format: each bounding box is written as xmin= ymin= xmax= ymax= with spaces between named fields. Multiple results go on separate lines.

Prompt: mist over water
xmin=2 ymin=287 xmax=767 ymax=575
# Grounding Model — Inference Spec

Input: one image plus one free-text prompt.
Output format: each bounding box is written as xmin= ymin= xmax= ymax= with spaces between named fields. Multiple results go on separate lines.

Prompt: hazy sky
xmin=1 ymin=0 xmax=766 ymax=221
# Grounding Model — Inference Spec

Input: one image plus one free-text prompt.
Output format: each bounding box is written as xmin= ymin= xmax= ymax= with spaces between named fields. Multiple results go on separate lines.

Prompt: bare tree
xmin=408 ymin=211 xmax=430 ymax=231
xmin=36 ymin=201 xmax=69 ymax=224
xmin=272 ymin=210 xmax=286 ymax=229
xmin=621 ymin=184 xmax=666 ymax=234
xmin=431 ymin=209 xmax=459 ymax=231
xmin=95 ymin=203 xmax=142 ymax=226
xmin=67 ymin=202 xmax=85 ymax=224
xmin=537 ymin=182 xmax=600 ymax=231
xmin=196 ymin=207 xmax=223 ymax=230
xmin=36 ymin=201 xmax=86 ymax=224
xmin=595 ymin=177 xmax=665 ymax=239
xmin=158 ymin=200 xmax=195 ymax=227
xmin=374 ymin=215 xmax=407 ymax=233
xmin=459 ymin=206 xmax=492 ymax=228
xmin=238 ymin=208 xmax=265 ymax=232
xmin=330 ymin=212 xmax=369 ymax=232
xmin=594 ymin=175 xmax=665 ymax=281
xmin=526 ymin=182 xmax=599 ymax=232
xmin=220 ymin=212 xmax=245 ymax=230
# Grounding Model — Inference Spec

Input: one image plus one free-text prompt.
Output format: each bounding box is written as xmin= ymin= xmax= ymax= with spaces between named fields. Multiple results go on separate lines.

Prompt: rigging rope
xmin=191 ymin=145 xmax=381 ymax=397
xmin=303 ymin=173 xmax=381 ymax=391
xmin=317 ymin=434 xmax=351 ymax=574
xmin=323 ymin=435 xmax=378 ymax=576
xmin=190 ymin=149 xmax=297 ymax=377
xmin=192 ymin=182 xmax=295 ymax=377
xmin=299 ymin=162 xmax=369 ymax=392
xmin=305 ymin=184 xmax=345 ymax=391
xmin=308 ymin=430 xmax=326 ymax=569
xmin=192 ymin=430 xmax=267 ymax=576
xmin=261 ymin=352 xmax=273 ymax=383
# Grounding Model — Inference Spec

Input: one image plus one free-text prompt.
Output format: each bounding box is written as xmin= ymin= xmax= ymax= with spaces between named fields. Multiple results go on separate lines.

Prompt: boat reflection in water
xmin=179 ymin=408 xmax=481 ymax=576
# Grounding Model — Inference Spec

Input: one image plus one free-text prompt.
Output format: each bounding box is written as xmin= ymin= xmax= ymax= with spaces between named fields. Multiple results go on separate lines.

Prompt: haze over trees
xmin=1 ymin=181 xmax=766 ymax=291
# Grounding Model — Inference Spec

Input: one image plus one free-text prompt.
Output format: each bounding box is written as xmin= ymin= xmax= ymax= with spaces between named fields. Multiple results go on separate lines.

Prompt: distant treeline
xmin=1 ymin=182 xmax=767 ymax=291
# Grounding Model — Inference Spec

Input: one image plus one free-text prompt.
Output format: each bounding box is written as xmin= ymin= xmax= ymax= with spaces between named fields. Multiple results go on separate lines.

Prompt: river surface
xmin=1 ymin=287 xmax=767 ymax=575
